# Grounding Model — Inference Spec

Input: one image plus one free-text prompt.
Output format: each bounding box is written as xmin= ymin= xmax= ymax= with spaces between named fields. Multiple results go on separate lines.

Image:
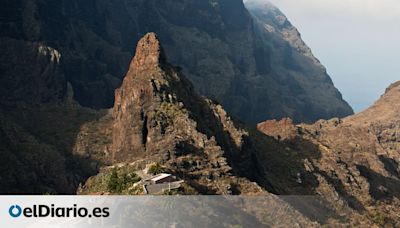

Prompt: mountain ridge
xmin=0 ymin=0 xmax=353 ymax=124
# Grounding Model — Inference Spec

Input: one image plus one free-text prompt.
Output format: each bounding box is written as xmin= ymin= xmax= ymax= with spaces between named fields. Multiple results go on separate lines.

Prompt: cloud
xmin=257 ymin=0 xmax=400 ymax=21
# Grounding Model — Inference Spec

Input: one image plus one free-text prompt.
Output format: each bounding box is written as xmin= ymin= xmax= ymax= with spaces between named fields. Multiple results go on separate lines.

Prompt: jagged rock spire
xmin=129 ymin=32 xmax=167 ymax=73
xmin=112 ymin=33 xmax=167 ymax=161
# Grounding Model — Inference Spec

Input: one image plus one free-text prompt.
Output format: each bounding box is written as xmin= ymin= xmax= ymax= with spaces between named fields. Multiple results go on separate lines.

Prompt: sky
xmin=252 ymin=0 xmax=400 ymax=112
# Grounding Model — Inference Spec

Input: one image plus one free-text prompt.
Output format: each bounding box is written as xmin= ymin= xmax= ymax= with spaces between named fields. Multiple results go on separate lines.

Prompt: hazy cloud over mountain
xmin=285 ymin=0 xmax=399 ymax=19
xmin=246 ymin=0 xmax=400 ymax=20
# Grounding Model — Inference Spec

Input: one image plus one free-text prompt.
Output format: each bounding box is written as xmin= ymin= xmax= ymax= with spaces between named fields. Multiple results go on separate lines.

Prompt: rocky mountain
xmin=77 ymin=33 xmax=266 ymax=196
xmin=0 ymin=0 xmax=353 ymax=194
xmin=1 ymin=0 xmax=398 ymax=226
xmin=1 ymin=0 xmax=352 ymax=124
xmin=257 ymin=82 xmax=400 ymax=226
xmin=76 ymin=33 xmax=400 ymax=226
xmin=244 ymin=0 xmax=353 ymax=123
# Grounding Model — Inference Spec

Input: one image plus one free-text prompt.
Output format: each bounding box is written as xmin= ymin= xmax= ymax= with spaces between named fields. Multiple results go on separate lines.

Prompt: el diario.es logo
xmin=8 ymin=204 xmax=110 ymax=218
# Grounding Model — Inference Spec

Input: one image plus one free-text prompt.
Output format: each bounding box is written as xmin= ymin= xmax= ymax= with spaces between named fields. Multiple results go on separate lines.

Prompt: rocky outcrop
xmin=256 ymin=82 xmax=400 ymax=226
xmin=0 ymin=0 xmax=352 ymax=124
xmin=345 ymin=81 xmax=400 ymax=170
xmin=112 ymin=33 xmax=166 ymax=161
xmin=257 ymin=118 xmax=297 ymax=140
xmin=88 ymin=33 xmax=264 ymax=195
xmin=0 ymin=40 xmax=66 ymax=107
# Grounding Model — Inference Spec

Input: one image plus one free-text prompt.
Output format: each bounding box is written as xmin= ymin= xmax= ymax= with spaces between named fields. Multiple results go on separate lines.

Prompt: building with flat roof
xmin=142 ymin=173 xmax=184 ymax=195
xmin=145 ymin=173 xmax=176 ymax=185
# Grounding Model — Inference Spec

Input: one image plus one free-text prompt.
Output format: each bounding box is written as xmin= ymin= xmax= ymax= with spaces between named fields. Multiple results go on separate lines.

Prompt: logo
xmin=7 ymin=204 xmax=109 ymax=218
xmin=9 ymin=205 xmax=22 ymax=218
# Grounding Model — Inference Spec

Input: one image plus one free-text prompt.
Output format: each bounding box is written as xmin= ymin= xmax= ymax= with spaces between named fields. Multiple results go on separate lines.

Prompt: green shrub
xmin=107 ymin=168 xmax=142 ymax=193
xmin=107 ymin=168 xmax=120 ymax=193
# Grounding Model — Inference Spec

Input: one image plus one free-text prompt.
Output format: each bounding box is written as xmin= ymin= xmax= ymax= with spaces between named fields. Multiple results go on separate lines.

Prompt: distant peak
xmin=130 ymin=32 xmax=166 ymax=72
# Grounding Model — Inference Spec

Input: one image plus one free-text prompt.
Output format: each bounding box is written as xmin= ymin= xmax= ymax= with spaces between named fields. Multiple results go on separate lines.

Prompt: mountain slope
xmin=345 ymin=81 xmax=400 ymax=125
xmin=245 ymin=0 xmax=353 ymax=123
xmin=0 ymin=0 xmax=352 ymax=124
xmin=0 ymin=37 xmax=101 ymax=193
xmin=257 ymin=82 xmax=400 ymax=226
xmin=345 ymin=81 xmax=400 ymax=163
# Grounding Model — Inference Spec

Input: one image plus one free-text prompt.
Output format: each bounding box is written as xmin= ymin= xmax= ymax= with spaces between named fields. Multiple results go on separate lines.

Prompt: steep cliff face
xmin=245 ymin=0 xmax=353 ymax=123
xmin=0 ymin=1 xmax=100 ymax=193
xmin=0 ymin=0 xmax=352 ymax=124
